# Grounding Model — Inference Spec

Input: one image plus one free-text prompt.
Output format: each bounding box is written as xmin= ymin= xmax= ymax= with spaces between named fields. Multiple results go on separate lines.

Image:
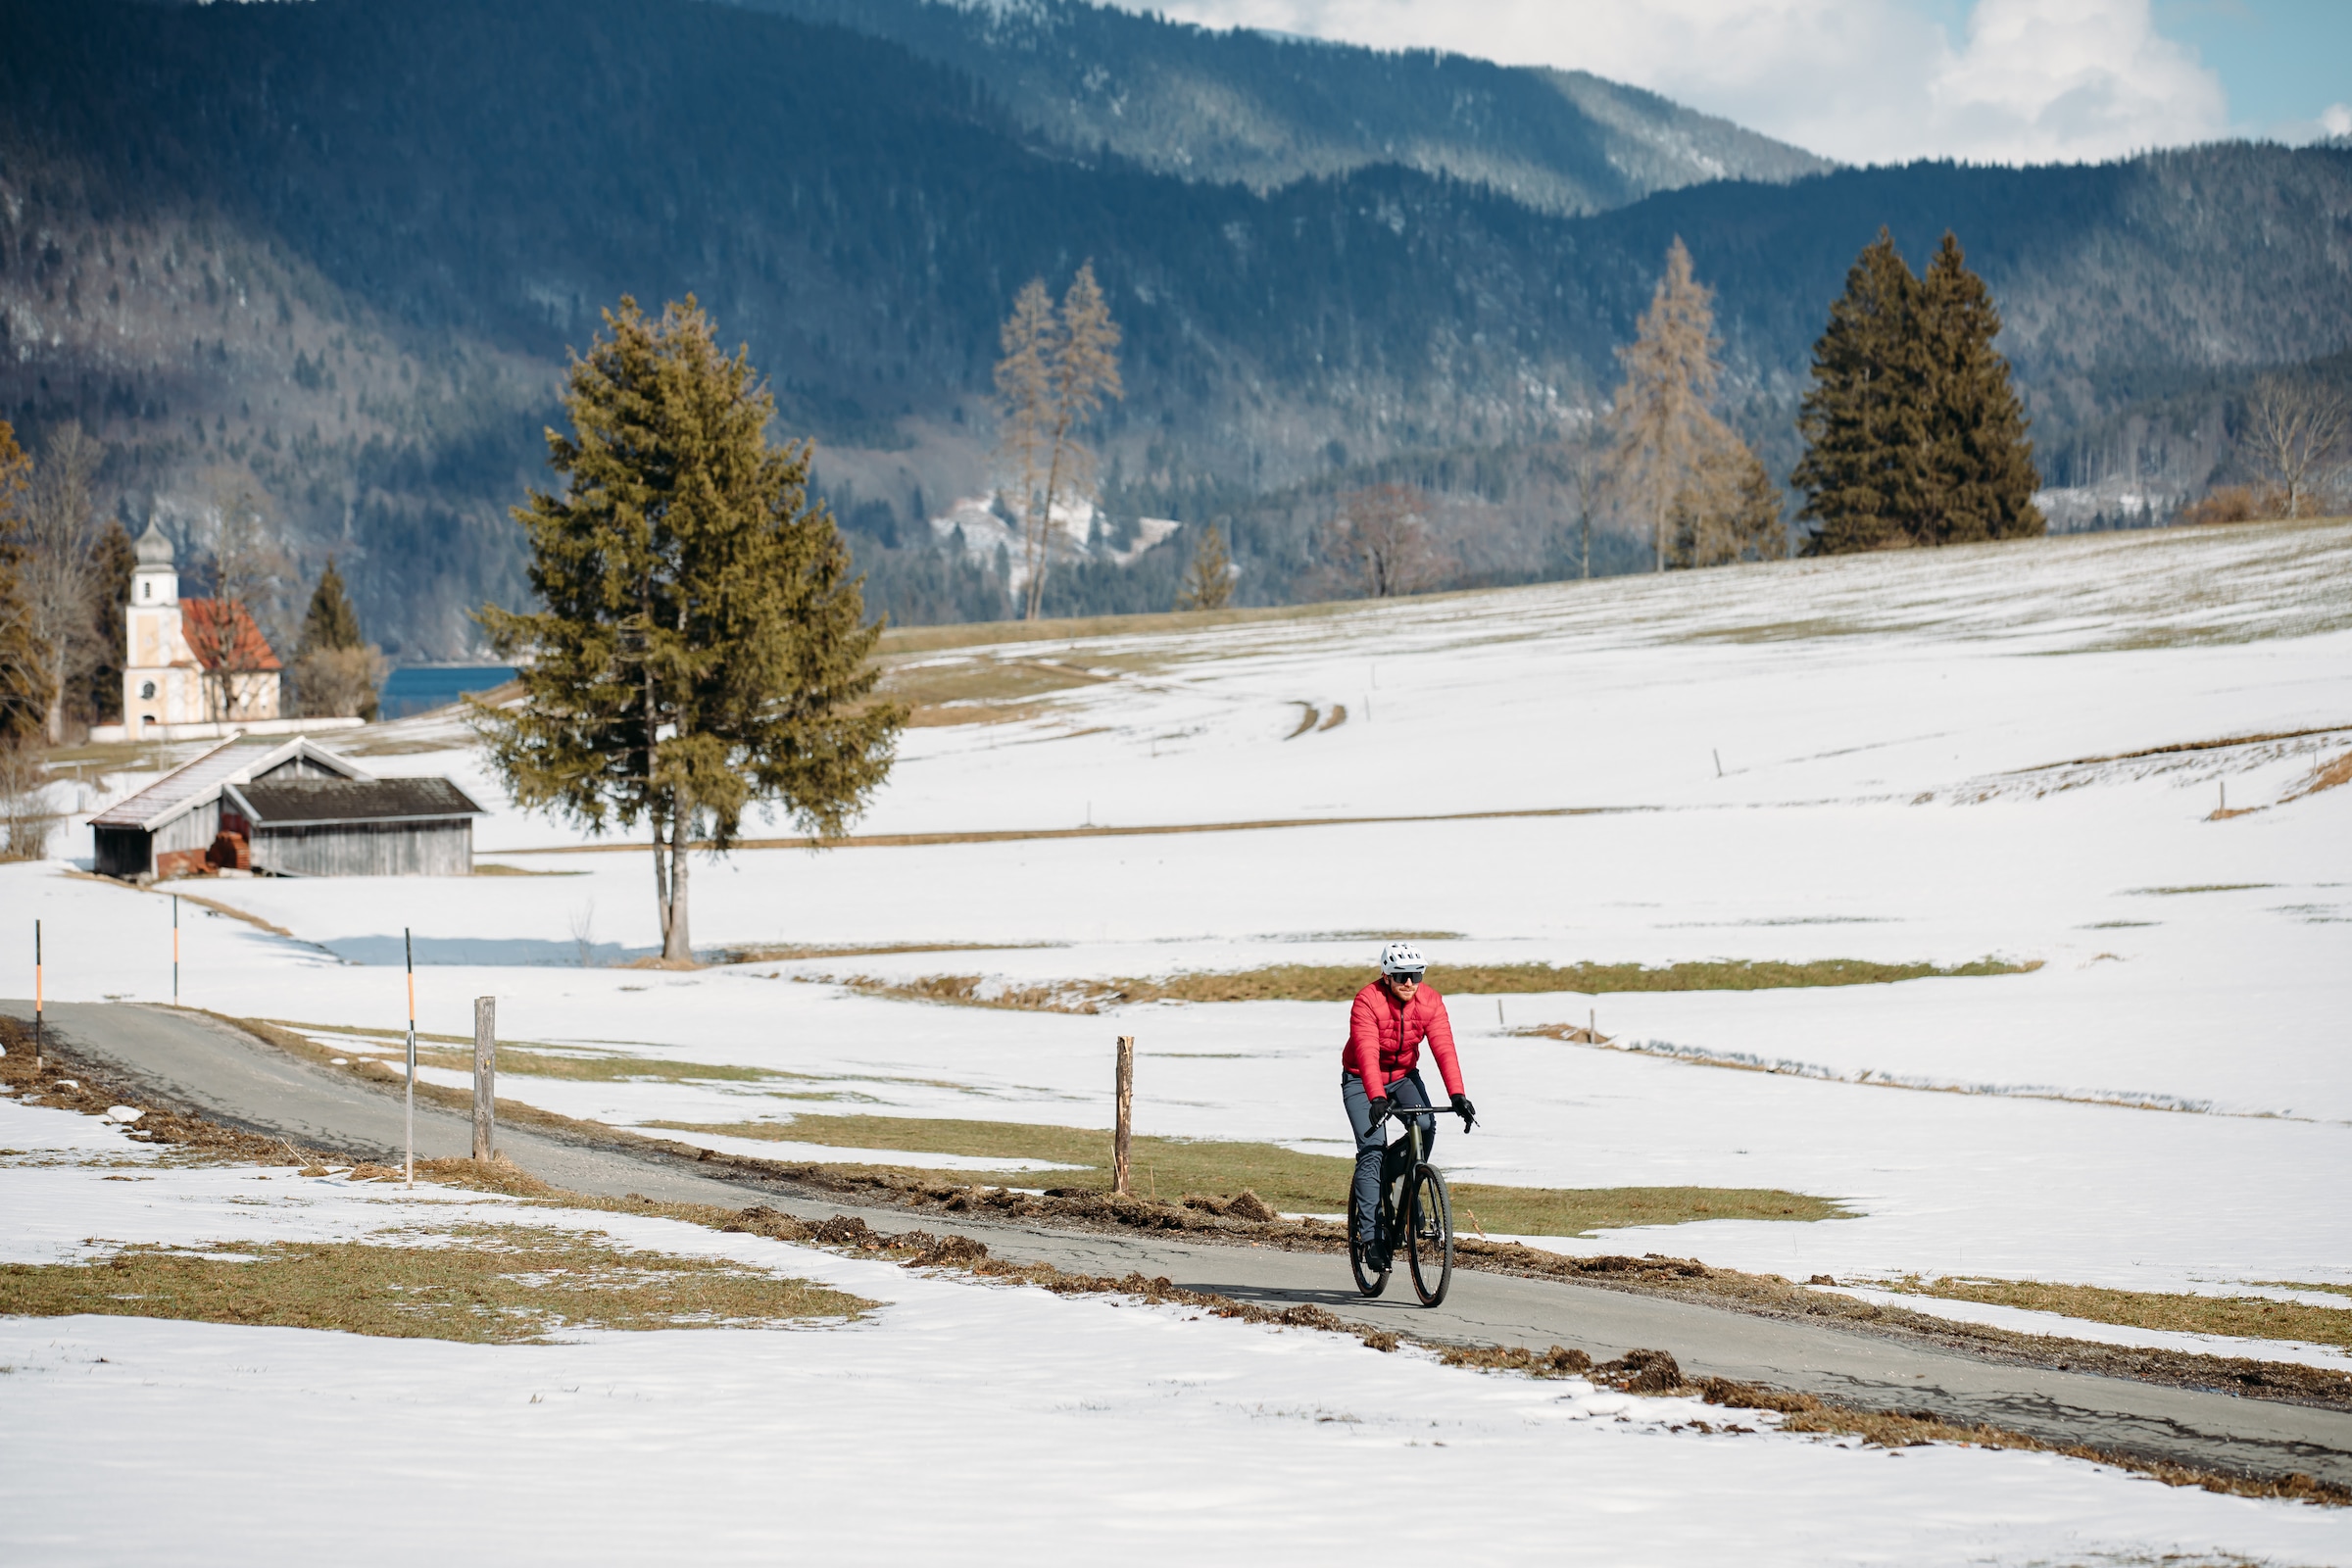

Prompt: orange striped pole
xmin=32 ymin=919 xmax=42 ymax=1067
xmin=172 ymin=895 xmax=180 ymax=1004
xmin=404 ymin=927 xmax=416 ymax=1189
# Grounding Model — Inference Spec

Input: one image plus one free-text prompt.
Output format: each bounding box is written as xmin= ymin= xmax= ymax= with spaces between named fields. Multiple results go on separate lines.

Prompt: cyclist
xmin=1343 ymin=942 xmax=1476 ymax=1269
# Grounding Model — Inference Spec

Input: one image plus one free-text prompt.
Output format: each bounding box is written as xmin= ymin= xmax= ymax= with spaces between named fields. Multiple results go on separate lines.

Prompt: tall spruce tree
xmin=1175 ymin=520 xmax=1235 ymax=611
xmin=294 ymin=556 xmax=383 ymax=720
xmin=85 ymin=518 xmax=136 ymax=724
xmin=475 ymin=297 xmax=904 ymax=962
xmin=1917 ymin=234 xmax=2043 ymax=543
xmin=302 ymin=558 xmax=364 ymax=651
xmin=1792 ymin=229 xmax=1928 ymax=554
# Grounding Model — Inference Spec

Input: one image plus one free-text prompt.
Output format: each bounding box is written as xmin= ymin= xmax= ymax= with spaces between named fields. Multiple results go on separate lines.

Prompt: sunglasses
xmin=1389 ymin=971 xmax=1424 ymax=985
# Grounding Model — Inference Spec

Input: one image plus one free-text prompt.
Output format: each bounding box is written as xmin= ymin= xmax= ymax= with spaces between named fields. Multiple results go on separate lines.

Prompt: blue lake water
xmin=377 ymin=665 xmax=517 ymax=721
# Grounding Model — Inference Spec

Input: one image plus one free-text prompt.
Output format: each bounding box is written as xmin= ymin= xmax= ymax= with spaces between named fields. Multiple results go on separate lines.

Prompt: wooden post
xmin=1112 ymin=1035 xmax=1135 ymax=1197
xmin=471 ymin=995 xmax=496 ymax=1161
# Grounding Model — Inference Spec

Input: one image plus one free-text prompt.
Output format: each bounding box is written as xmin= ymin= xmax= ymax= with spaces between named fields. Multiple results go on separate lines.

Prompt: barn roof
xmin=225 ymin=776 xmax=485 ymax=826
xmin=89 ymin=737 xmax=368 ymax=833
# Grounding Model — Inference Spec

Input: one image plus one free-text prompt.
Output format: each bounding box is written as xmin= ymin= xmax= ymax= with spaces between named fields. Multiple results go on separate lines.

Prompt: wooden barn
xmin=220 ymin=775 xmax=482 ymax=877
xmin=89 ymin=736 xmax=483 ymax=879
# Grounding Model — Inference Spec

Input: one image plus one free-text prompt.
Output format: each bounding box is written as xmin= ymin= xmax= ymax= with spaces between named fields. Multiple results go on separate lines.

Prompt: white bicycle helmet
xmin=1379 ymin=941 xmax=1426 ymax=977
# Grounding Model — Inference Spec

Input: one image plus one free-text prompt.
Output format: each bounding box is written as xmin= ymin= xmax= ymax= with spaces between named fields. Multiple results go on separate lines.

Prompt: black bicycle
xmin=1348 ymin=1101 xmax=1455 ymax=1307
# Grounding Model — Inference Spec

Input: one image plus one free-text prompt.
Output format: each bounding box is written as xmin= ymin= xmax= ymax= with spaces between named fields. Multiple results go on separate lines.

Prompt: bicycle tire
xmin=1348 ymin=1189 xmax=1391 ymax=1298
xmin=1405 ymin=1163 xmax=1453 ymax=1307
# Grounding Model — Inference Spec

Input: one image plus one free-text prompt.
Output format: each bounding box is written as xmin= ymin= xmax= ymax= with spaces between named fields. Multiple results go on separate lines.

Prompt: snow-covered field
xmin=7 ymin=519 xmax=2352 ymax=1560
xmin=4 ymin=1093 xmax=2346 ymax=1566
xmin=13 ymin=519 xmax=2347 ymax=1299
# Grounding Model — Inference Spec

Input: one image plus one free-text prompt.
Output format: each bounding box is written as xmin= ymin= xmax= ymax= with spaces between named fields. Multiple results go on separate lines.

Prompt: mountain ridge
xmin=2 ymin=0 xmax=2347 ymax=652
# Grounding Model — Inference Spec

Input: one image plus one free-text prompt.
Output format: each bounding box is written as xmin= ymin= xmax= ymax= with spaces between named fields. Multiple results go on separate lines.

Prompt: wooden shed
xmin=220 ymin=776 xmax=483 ymax=877
xmin=89 ymin=735 xmax=483 ymax=879
xmin=90 ymin=737 xmax=361 ymax=879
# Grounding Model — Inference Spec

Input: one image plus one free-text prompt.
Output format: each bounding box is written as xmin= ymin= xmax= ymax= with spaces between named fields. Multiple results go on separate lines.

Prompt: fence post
xmin=32 ymin=919 xmax=42 ymax=1067
xmin=1112 ymin=1035 xmax=1134 ymax=1197
xmin=472 ymin=996 xmax=496 ymax=1161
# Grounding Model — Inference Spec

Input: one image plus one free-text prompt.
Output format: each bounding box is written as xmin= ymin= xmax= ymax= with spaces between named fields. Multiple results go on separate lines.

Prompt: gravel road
xmin=9 ymin=996 xmax=2349 ymax=1489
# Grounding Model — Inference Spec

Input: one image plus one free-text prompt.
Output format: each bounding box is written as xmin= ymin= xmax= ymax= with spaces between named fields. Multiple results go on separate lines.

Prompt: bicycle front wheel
xmin=1404 ymin=1164 xmax=1453 ymax=1307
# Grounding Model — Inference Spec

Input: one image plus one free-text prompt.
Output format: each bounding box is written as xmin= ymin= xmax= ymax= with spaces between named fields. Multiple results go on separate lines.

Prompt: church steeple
xmin=132 ymin=518 xmax=178 ymax=607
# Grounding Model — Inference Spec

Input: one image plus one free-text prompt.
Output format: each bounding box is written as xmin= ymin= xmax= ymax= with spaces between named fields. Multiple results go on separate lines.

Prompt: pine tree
xmin=1175 ymin=520 xmax=1235 ymax=611
xmin=1916 ymin=234 xmax=2042 ymax=543
xmin=302 ymin=557 xmax=364 ymax=651
xmin=84 ymin=518 xmax=136 ymax=724
xmin=476 ymin=297 xmax=905 ymax=962
xmin=294 ymin=555 xmax=384 ymax=720
xmin=1791 ymin=229 xmax=1929 ymax=555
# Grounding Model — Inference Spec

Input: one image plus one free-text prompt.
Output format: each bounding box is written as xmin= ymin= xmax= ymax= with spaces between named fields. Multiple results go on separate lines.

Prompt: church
xmin=96 ymin=520 xmax=288 ymax=741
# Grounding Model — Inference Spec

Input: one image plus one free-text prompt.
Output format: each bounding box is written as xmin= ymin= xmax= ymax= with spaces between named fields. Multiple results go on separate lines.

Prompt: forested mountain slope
xmin=2 ymin=0 xmax=2347 ymax=650
xmin=734 ymin=0 xmax=1833 ymax=214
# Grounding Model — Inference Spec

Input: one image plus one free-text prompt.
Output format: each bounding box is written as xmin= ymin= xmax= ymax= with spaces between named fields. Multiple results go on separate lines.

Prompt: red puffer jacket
xmin=1342 ymin=980 xmax=1464 ymax=1098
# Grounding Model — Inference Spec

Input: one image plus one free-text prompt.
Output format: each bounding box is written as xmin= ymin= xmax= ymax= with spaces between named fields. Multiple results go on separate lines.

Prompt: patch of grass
xmin=0 ymin=1226 xmax=870 ymax=1343
xmin=879 ymin=655 xmax=1115 ymax=726
xmin=2263 ymin=1281 xmax=2352 ymax=1300
xmin=1889 ymin=1277 xmax=2352 ymax=1349
xmin=269 ymin=1022 xmax=802 ymax=1086
xmin=2126 ymin=883 xmax=2275 ymax=896
xmin=470 ymin=862 xmax=588 ymax=876
xmin=846 ymin=957 xmax=2041 ymax=1013
xmin=711 ymin=941 xmax=1054 ymax=966
xmin=645 ymin=1113 xmax=1847 ymax=1235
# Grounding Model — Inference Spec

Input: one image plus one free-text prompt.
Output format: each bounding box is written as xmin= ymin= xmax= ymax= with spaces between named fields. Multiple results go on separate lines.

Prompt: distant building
xmin=89 ymin=735 xmax=484 ymax=880
xmin=92 ymin=522 xmax=362 ymax=745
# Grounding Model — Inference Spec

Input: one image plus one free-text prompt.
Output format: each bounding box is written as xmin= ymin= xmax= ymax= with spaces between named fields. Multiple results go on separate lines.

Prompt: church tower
xmin=123 ymin=519 xmax=201 ymax=733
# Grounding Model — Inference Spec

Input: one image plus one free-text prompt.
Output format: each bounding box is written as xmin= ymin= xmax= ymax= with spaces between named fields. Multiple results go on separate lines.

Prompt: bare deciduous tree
xmin=1610 ymin=238 xmax=1722 ymax=572
xmin=1609 ymin=238 xmax=1785 ymax=571
xmin=187 ymin=467 xmax=294 ymax=722
xmin=2243 ymin=377 xmax=2350 ymax=518
xmin=995 ymin=278 xmax=1055 ymax=612
xmin=16 ymin=423 xmax=104 ymax=743
xmin=0 ymin=740 xmax=58 ymax=860
xmin=994 ymin=265 xmax=1123 ymax=619
xmin=1318 ymin=483 xmax=1441 ymax=599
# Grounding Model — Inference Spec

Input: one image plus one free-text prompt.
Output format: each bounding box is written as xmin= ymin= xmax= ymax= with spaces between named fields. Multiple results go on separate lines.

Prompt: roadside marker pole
xmin=172 ymin=895 xmax=180 ymax=1005
xmin=404 ymin=927 xmax=416 ymax=1189
xmin=33 ymin=919 xmax=43 ymax=1067
xmin=1112 ymin=1035 xmax=1135 ymax=1197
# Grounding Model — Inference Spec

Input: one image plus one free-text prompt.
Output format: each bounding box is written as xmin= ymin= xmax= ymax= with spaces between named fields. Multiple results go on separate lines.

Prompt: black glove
xmin=1450 ymin=1094 xmax=1477 ymax=1131
xmin=1365 ymin=1095 xmax=1391 ymax=1128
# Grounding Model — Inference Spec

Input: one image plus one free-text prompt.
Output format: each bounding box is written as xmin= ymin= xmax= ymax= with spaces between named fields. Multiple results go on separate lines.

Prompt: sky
xmin=1126 ymin=0 xmax=2352 ymax=167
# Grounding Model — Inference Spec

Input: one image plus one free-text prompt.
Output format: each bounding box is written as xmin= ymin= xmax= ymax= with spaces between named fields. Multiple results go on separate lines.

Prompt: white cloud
xmin=2323 ymin=104 xmax=2352 ymax=139
xmin=1130 ymin=0 xmax=2231 ymax=166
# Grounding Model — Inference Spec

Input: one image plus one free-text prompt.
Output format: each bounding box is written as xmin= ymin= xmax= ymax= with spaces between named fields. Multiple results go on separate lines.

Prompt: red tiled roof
xmin=180 ymin=598 xmax=282 ymax=672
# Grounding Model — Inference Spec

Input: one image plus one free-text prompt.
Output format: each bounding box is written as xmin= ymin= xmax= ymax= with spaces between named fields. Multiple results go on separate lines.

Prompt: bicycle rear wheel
xmin=1348 ymin=1192 xmax=1390 ymax=1298
xmin=1405 ymin=1164 xmax=1453 ymax=1307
